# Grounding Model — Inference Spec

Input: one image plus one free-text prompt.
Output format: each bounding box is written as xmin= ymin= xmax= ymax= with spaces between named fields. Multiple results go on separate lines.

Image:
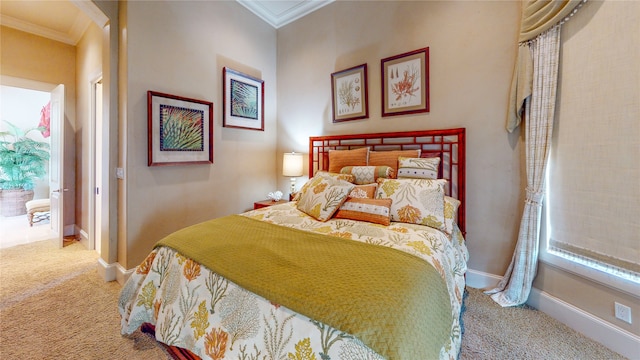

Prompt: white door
xmin=49 ymin=84 xmax=65 ymax=248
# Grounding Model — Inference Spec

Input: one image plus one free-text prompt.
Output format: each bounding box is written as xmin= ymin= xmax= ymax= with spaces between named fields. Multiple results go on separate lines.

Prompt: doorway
xmin=0 ymin=85 xmax=55 ymax=249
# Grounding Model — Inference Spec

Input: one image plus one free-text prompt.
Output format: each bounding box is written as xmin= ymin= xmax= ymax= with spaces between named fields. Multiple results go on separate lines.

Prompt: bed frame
xmin=309 ymin=128 xmax=466 ymax=235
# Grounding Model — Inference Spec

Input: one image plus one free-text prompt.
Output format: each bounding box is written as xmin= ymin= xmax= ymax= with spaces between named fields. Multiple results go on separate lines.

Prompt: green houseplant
xmin=0 ymin=121 xmax=50 ymax=216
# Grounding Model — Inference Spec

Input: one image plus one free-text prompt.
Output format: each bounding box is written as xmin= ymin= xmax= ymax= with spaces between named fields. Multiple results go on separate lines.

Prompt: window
xmin=541 ymin=0 xmax=639 ymax=296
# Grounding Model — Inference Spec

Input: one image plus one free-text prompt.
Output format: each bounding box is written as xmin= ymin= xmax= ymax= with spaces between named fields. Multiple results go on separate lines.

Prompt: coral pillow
xmin=297 ymin=175 xmax=354 ymax=221
xmin=348 ymin=184 xmax=378 ymax=199
xmin=444 ymin=196 xmax=461 ymax=236
xmin=328 ymin=147 xmax=369 ymax=174
xmin=376 ymin=178 xmax=447 ymax=232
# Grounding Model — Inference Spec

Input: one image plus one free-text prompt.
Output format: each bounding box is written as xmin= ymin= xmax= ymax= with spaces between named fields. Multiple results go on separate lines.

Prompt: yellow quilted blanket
xmin=156 ymin=215 xmax=452 ymax=360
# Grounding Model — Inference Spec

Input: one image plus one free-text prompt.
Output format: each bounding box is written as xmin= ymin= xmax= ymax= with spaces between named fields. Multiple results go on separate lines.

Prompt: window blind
xmin=546 ymin=0 xmax=639 ymax=280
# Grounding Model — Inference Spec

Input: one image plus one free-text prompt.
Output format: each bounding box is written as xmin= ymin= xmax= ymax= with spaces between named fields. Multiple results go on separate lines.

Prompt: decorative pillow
xmin=316 ymin=171 xmax=356 ymax=183
xmin=328 ymin=147 xmax=369 ymax=174
xmin=368 ymin=150 xmax=421 ymax=176
xmin=334 ymin=198 xmax=393 ymax=226
xmin=296 ymin=175 xmax=355 ymax=221
xmin=444 ymin=196 xmax=461 ymax=236
xmin=340 ymin=166 xmax=395 ymax=185
xmin=375 ymin=178 xmax=447 ymax=232
xmin=293 ymin=172 xmax=355 ymax=201
xmin=397 ymin=157 xmax=441 ymax=180
xmin=348 ymin=183 xmax=378 ymax=199
xmin=421 ymin=152 xmax=443 ymax=178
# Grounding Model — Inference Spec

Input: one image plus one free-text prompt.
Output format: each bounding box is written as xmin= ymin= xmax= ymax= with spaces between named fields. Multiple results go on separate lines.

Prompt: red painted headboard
xmin=309 ymin=128 xmax=466 ymax=234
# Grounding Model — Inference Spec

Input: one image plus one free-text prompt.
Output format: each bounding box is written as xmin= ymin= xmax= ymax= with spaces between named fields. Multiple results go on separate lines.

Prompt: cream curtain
xmin=506 ymin=0 xmax=585 ymax=132
xmin=487 ymin=25 xmax=560 ymax=306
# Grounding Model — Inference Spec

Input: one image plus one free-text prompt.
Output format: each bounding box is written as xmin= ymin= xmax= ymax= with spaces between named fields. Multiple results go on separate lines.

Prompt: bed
xmin=119 ymin=128 xmax=468 ymax=360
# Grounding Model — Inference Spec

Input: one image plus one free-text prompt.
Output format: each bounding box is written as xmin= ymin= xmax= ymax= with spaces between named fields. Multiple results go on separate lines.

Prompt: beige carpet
xmin=0 ymin=239 xmax=628 ymax=359
xmin=0 ymin=239 xmax=170 ymax=359
xmin=459 ymin=287 xmax=627 ymax=360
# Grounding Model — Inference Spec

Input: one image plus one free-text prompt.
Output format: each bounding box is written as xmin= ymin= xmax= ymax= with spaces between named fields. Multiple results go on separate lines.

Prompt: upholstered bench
xmin=25 ymin=198 xmax=50 ymax=227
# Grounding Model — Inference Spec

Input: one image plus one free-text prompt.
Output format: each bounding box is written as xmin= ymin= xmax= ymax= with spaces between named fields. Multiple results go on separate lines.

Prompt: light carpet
xmin=0 ymin=239 xmax=628 ymax=359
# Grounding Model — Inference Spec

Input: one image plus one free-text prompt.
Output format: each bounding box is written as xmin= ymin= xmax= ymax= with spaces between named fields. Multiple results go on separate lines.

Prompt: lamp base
xmin=289 ymin=178 xmax=296 ymax=195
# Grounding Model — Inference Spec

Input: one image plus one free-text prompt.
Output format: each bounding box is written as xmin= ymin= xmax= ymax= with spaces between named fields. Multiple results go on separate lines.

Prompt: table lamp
xmin=283 ymin=152 xmax=303 ymax=195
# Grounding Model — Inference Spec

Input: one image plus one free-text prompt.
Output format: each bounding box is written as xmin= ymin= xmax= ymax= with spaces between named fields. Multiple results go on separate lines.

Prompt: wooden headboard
xmin=309 ymin=128 xmax=466 ymax=234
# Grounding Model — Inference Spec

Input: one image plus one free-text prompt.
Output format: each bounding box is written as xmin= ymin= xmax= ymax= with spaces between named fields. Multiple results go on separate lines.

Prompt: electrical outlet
xmin=614 ymin=302 xmax=632 ymax=324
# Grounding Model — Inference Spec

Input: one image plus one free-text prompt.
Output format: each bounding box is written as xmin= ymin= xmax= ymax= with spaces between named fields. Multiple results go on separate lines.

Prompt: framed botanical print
xmin=381 ymin=47 xmax=429 ymax=117
xmin=223 ymin=67 xmax=265 ymax=131
xmin=147 ymin=91 xmax=213 ymax=166
xmin=331 ymin=64 xmax=369 ymax=122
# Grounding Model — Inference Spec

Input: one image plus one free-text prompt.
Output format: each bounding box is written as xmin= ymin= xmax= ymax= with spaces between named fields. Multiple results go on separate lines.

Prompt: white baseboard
xmin=97 ymin=258 xmax=117 ymax=281
xmin=78 ymin=227 xmax=89 ymax=249
xmin=528 ymin=288 xmax=640 ymax=360
xmin=465 ymin=268 xmax=501 ymax=290
xmin=117 ymin=265 xmax=135 ymax=285
xmin=466 ymin=267 xmax=640 ymax=359
xmin=97 ymin=258 xmax=134 ymax=285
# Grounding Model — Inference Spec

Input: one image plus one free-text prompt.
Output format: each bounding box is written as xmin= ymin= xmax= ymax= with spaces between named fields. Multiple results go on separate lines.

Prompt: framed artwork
xmin=223 ymin=67 xmax=265 ymax=131
xmin=147 ymin=91 xmax=213 ymax=166
xmin=331 ymin=64 xmax=369 ymax=122
xmin=381 ymin=47 xmax=429 ymax=117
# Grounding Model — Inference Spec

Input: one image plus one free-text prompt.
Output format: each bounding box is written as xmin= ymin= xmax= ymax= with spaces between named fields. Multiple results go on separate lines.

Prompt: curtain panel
xmin=506 ymin=0 xmax=585 ymax=133
xmin=488 ymin=25 xmax=561 ymax=306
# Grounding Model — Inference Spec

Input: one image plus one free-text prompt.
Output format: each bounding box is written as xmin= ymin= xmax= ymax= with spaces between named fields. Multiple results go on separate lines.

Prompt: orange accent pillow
xmin=348 ymin=184 xmax=378 ymax=199
xmin=368 ymin=150 xmax=421 ymax=176
xmin=334 ymin=198 xmax=392 ymax=226
xmin=328 ymin=147 xmax=369 ymax=174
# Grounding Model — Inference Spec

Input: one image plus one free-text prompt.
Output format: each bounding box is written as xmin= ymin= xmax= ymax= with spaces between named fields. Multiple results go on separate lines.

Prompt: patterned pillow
xmin=375 ymin=178 xmax=447 ymax=232
xmin=397 ymin=157 xmax=441 ymax=180
xmin=348 ymin=184 xmax=378 ymax=199
xmin=340 ymin=166 xmax=395 ymax=185
xmin=368 ymin=150 xmax=421 ymax=176
xmin=294 ymin=171 xmax=355 ymax=201
xmin=296 ymin=175 xmax=355 ymax=221
xmin=315 ymin=171 xmax=356 ymax=183
xmin=334 ymin=198 xmax=392 ymax=226
xmin=328 ymin=147 xmax=369 ymax=174
xmin=444 ymin=196 xmax=461 ymax=236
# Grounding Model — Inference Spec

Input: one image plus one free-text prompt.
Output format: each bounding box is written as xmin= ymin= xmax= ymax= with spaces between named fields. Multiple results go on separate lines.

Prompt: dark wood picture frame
xmin=331 ymin=64 xmax=369 ymax=122
xmin=147 ymin=91 xmax=213 ymax=166
xmin=381 ymin=47 xmax=429 ymax=117
xmin=223 ymin=67 xmax=265 ymax=131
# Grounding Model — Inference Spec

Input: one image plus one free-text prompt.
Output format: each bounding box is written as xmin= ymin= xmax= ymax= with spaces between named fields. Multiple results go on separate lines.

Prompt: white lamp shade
xmin=283 ymin=152 xmax=303 ymax=177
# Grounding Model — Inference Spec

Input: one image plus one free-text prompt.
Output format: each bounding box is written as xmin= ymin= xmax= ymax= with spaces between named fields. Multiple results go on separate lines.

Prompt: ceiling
xmin=0 ymin=0 xmax=333 ymax=45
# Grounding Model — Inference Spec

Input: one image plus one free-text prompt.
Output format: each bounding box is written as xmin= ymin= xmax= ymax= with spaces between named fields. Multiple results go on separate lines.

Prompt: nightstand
xmin=253 ymin=199 xmax=288 ymax=210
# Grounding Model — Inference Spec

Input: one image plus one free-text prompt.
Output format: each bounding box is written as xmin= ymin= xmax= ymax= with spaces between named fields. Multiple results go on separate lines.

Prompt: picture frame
xmin=223 ymin=67 xmax=265 ymax=131
xmin=331 ymin=63 xmax=369 ymax=122
xmin=381 ymin=47 xmax=429 ymax=117
xmin=147 ymin=91 xmax=213 ymax=166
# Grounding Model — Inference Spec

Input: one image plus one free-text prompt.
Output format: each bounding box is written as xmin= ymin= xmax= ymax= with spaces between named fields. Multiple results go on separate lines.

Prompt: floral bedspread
xmin=119 ymin=202 xmax=468 ymax=360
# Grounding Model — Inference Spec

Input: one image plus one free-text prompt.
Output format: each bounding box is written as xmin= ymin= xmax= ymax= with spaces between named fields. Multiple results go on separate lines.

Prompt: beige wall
xmin=121 ymin=0 xmax=278 ymax=267
xmin=0 ymin=26 xmax=77 ymax=230
xmin=277 ymin=0 xmax=523 ymax=275
xmin=75 ymin=22 xmax=103 ymax=234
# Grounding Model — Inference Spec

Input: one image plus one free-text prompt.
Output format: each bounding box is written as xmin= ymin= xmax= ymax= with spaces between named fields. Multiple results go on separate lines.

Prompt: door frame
xmin=88 ymin=74 xmax=104 ymax=253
